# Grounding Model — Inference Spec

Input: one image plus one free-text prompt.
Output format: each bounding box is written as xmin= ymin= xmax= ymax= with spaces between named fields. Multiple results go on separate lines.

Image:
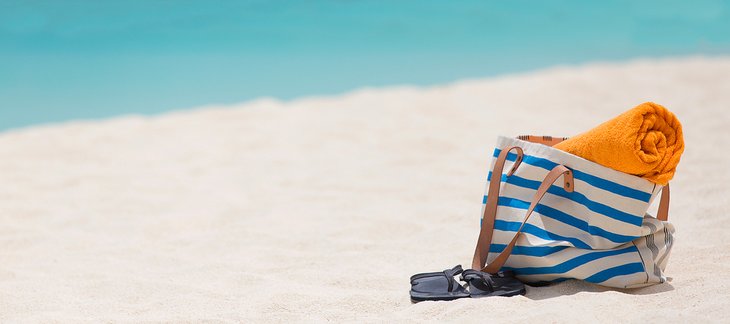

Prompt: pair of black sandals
xmin=410 ymin=265 xmax=526 ymax=302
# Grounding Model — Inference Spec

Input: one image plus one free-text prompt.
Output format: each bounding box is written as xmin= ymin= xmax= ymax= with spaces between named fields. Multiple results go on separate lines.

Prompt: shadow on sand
xmin=525 ymin=277 xmax=675 ymax=300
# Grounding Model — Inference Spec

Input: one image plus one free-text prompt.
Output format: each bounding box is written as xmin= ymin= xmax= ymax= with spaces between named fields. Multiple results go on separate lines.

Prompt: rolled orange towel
xmin=553 ymin=102 xmax=684 ymax=185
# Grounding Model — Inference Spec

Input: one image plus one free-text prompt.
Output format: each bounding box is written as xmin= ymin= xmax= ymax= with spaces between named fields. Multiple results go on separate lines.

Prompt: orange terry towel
xmin=553 ymin=102 xmax=684 ymax=185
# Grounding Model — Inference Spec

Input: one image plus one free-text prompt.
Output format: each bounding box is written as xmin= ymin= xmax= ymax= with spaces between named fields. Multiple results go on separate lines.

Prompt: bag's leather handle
xmin=517 ymin=135 xmax=569 ymax=147
xmin=474 ymin=164 xmax=574 ymax=273
xmin=657 ymin=184 xmax=670 ymax=221
xmin=471 ymin=146 xmax=524 ymax=271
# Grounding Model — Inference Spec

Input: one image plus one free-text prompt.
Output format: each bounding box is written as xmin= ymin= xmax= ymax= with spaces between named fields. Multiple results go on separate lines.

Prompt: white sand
xmin=1 ymin=57 xmax=729 ymax=322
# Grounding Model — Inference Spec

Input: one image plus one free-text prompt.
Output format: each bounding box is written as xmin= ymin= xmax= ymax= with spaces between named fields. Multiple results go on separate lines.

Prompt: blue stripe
xmin=583 ymin=262 xmax=645 ymax=283
xmin=487 ymin=172 xmax=644 ymax=227
xmin=492 ymin=148 xmax=652 ymax=202
xmin=490 ymin=243 xmax=569 ymax=256
xmin=526 ymin=265 xmax=643 ymax=285
xmin=501 ymin=245 xmax=638 ymax=275
xmin=486 ymin=194 xmax=640 ymax=243
xmin=494 ymin=219 xmax=592 ymax=249
xmin=502 ymin=197 xmax=639 ymax=243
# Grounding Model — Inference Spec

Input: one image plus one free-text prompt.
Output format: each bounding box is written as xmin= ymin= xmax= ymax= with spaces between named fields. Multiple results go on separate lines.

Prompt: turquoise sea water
xmin=1 ymin=1 xmax=729 ymax=131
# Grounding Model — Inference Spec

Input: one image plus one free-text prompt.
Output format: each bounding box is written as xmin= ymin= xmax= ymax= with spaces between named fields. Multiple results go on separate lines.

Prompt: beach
xmin=1 ymin=56 xmax=729 ymax=322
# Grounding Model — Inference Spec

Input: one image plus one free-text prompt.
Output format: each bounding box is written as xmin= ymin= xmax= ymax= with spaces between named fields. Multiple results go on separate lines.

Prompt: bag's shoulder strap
xmin=471 ymin=146 xmax=524 ymax=270
xmin=472 ymin=159 xmax=574 ymax=273
xmin=657 ymin=184 xmax=670 ymax=221
xmin=517 ymin=135 xmax=569 ymax=147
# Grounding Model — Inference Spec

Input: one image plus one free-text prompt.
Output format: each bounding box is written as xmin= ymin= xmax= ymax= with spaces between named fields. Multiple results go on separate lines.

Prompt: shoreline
xmin=3 ymin=54 xmax=728 ymax=135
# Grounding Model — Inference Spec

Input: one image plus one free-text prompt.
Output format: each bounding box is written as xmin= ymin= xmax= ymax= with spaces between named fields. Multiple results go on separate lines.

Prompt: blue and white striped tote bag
xmin=471 ymin=136 xmax=674 ymax=288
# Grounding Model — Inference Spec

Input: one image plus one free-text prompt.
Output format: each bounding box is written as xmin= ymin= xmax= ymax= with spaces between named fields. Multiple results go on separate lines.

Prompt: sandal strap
xmin=461 ymin=269 xmax=496 ymax=291
xmin=409 ymin=265 xmax=465 ymax=290
xmin=443 ymin=265 xmax=464 ymax=292
xmin=443 ymin=265 xmax=464 ymax=277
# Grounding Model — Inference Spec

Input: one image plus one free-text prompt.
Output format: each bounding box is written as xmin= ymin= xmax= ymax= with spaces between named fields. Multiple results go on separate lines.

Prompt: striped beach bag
xmin=471 ymin=136 xmax=674 ymax=288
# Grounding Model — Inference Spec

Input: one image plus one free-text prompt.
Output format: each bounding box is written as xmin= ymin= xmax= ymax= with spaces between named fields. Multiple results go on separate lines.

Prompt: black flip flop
xmin=410 ymin=265 xmax=470 ymax=302
xmin=461 ymin=269 xmax=526 ymax=297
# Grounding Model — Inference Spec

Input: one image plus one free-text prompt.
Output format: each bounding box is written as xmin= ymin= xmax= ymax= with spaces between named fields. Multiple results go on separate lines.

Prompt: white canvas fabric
xmin=482 ymin=136 xmax=675 ymax=288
